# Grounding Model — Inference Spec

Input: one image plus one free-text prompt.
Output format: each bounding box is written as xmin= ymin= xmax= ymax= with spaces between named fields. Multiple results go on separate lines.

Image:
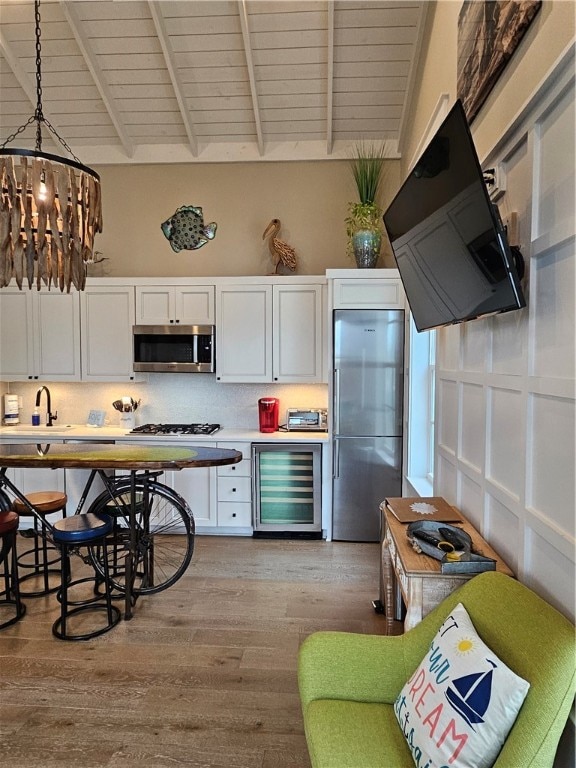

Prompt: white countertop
xmin=0 ymin=425 xmax=329 ymax=443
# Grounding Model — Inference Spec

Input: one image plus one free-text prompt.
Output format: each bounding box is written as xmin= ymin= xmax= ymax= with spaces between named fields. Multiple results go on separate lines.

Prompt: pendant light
xmin=0 ymin=0 xmax=103 ymax=292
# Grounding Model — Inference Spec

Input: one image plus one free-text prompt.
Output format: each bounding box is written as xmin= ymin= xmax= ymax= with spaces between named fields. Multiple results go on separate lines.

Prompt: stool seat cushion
xmin=52 ymin=513 xmax=113 ymax=544
xmin=0 ymin=510 xmax=19 ymax=535
xmin=13 ymin=491 xmax=67 ymax=515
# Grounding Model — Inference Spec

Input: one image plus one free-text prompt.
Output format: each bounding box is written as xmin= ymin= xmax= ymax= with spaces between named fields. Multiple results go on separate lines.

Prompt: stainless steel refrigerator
xmin=332 ymin=309 xmax=404 ymax=541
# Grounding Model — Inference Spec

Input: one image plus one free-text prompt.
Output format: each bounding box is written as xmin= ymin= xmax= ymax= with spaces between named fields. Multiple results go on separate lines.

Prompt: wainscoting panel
xmin=437 ymin=378 xmax=458 ymax=455
xmin=460 ymin=382 xmax=485 ymax=472
xmin=485 ymin=492 xmax=521 ymax=576
xmin=531 ymin=237 xmax=575 ymax=379
xmin=487 ymin=386 xmax=524 ymax=500
xmin=435 ymin=45 xmax=575 ymax=622
xmin=528 ymin=393 xmax=575 ymax=534
xmin=459 ymin=472 xmax=483 ymax=530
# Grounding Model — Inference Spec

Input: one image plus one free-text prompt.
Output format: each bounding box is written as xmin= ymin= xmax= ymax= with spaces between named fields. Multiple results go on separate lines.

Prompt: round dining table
xmin=0 ymin=441 xmax=243 ymax=618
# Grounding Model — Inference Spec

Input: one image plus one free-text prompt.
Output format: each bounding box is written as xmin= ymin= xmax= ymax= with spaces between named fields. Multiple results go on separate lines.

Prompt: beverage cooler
xmin=252 ymin=443 xmax=322 ymax=536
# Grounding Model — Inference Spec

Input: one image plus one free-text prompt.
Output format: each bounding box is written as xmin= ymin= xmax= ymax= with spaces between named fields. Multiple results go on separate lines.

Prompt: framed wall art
xmin=457 ymin=1 xmax=542 ymax=123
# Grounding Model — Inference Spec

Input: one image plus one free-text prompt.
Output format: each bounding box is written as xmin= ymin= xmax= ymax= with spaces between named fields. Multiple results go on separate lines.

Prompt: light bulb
xmin=38 ymin=170 xmax=47 ymax=201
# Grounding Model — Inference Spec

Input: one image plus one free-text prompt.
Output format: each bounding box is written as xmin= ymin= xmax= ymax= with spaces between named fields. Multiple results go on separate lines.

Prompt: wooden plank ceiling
xmin=0 ymin=0 xmax=430 ymax=164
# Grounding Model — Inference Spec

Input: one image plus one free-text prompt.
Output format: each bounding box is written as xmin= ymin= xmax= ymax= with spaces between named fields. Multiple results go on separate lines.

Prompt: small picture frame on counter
xmin=86 ymin=410 xmax=106 ymax=427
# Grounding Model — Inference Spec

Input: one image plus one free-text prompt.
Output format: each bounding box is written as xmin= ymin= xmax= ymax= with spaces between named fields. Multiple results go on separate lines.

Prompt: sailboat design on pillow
xmin=446 ymin=659 xmax=496 ymax=729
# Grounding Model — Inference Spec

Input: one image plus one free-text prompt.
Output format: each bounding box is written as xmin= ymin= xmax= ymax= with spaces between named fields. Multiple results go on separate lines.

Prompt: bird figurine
xmin=262 ymin=218 xmax=297 ymax=275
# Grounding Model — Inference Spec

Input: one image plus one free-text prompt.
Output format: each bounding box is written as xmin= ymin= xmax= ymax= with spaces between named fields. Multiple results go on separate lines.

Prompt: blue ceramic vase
xmin=351 ymin=229 xmax=381 ymax=268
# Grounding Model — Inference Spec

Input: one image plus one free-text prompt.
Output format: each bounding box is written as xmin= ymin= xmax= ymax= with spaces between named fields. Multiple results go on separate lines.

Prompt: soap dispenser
xmin=32 ymin=408 xmax=41 ymax=426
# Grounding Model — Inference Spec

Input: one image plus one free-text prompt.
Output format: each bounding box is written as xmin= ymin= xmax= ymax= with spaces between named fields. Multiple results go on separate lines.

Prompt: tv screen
xmin=383 ymin=100 xmax=526 ymax=332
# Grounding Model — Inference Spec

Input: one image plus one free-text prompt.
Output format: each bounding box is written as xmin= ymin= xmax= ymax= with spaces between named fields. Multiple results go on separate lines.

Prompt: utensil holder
xmin=119 ymin=413 xmax=135 ymax=430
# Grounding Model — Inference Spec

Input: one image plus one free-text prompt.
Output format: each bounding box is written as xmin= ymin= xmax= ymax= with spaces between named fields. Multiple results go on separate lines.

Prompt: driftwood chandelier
xmin=0 ymin=0 xmax=103 ymax=292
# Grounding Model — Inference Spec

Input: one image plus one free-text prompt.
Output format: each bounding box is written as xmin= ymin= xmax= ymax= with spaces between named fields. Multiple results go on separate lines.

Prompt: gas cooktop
xmin=130 ymin=423 xmax=221 ymax=436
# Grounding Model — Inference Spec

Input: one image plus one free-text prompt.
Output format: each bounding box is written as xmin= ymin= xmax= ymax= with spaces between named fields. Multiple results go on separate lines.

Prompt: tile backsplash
xmin=4 ymin=377 xmax=328 ymax=430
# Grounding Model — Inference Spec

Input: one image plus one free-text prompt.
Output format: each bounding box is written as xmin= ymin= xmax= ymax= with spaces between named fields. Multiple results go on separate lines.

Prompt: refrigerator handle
xmin=333 ymin=439 xmax=340 ymax=479
xmin=333 ymin=368 xmax=340 ymax=435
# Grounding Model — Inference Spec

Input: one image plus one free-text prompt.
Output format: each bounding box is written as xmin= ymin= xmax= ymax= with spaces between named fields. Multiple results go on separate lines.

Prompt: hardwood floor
xmin=0 ymin=535 xmax=401 ymax=768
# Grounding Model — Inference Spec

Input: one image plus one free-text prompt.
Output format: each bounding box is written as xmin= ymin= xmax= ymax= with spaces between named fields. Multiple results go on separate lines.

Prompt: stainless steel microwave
xmin=133 ymin=325 xmax=215 ymax=373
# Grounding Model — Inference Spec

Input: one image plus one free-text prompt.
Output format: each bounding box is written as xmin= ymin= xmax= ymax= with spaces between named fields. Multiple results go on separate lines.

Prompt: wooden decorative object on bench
xmin=379 ymin=497 xmax=514 ymax=633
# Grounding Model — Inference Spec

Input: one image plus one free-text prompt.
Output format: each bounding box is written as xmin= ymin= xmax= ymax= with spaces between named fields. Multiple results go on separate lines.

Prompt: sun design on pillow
xmin=455 ymin=636 xmax=476 ymax=655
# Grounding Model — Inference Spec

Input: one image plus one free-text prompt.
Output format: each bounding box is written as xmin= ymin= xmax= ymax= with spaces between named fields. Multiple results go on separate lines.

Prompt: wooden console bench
xmin=379 ymin=498 xmax=514 ymax=633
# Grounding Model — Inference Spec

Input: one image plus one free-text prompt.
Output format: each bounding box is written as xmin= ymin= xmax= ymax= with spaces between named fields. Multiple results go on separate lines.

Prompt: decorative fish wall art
xmin=161 ymin=205 xmax=217 ymax=252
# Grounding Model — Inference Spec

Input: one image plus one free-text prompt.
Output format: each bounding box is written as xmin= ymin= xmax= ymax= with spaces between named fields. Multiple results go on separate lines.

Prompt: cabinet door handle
xmin=232 ymin=512 xmax=236 ymax=517
xmin=232 ymin=487 xmax=236 ymax=493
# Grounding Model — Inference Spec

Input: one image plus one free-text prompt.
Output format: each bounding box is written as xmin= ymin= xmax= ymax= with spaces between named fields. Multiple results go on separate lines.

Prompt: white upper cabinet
xmin=273 ymin=283 xmax=324 ymax=383
xmin=216 ymin=284 xmax=272 ymax=383
xmin=80 ymin=285 xmax=138 ymax=381
xmin=215 ymin=279 xmax=325 ymax=383
xmin=0 ymin=287 xmax=81 ymax=381
xmin=328 ymin=269 xmax=404 ymax=310
xmin=135 ymin=286 xmax=215 ymax=325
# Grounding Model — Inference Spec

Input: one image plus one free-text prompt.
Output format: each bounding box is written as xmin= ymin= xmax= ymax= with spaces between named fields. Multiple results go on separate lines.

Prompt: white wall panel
xmin=460 ymin=383 xmax=485 ymax=472
xmin=525 ymin=523 xmax=575 ymax=622
xmin=459 ymin=473 xmax=483 ymax=530
xmin=531 ymin=237 xmax=575 ymax=379
xmin=534 ymin=85 xmax=575 ymax=241
xmin=487 ymin=387 xmax=523 ymax=499
xmin=437 ymin=452 xmax=457 ymax=502
xmin=437 ymin=326 xmax=460 ymax=371
xmin=485 ymin=493 xmax=520 ymax=576
xmin=528 ymin=394 xmax=575 ymax=535
xmin=437 ymin=379 xmax=458 ymax=454
xmin=491 ymin=295 xmax=527 ymax=376
xmin=435 ymin=51 xmax=575 ymax=617
xmin=461 ymin=321 xmax=487 ymax=372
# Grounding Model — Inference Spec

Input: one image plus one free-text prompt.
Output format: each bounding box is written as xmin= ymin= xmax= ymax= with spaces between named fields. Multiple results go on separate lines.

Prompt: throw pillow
xmin=394 ymin=602 xmax=530 ymax=768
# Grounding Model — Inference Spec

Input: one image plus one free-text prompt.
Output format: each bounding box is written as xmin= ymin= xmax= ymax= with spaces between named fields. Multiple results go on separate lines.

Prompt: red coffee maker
xmin=258 ymin=398 xmax=279 ymax=433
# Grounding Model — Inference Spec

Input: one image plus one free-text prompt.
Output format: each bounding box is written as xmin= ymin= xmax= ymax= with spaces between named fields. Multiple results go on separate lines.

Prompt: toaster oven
xmin=286 ymin=408 xmax=328 ymax=431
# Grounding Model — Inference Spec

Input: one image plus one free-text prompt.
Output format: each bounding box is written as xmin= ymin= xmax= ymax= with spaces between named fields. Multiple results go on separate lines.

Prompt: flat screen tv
xmin=383 ymin=100 xmax=525 ymax=332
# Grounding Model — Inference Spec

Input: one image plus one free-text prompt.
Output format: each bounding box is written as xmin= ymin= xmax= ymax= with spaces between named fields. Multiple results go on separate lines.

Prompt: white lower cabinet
xmin=171 ymin=462 xmax=217 ymax=528
xmin=216 ymin=441 xmax=252 ymax=531
xmin=114 ymin=439 xmax=218 ymax=528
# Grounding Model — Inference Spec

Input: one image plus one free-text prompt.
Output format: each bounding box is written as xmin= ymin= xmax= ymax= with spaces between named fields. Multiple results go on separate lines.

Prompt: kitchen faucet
xmin=35 ymin=386 xmax=57 ymax=427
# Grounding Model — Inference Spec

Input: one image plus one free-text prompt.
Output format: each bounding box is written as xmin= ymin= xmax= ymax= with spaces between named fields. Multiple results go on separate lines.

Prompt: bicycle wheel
xmin=87 ymin=480 xmax=195 ymax=595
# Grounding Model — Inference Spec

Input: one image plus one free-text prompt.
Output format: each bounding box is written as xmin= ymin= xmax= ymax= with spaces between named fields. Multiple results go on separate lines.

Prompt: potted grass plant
xmin=345 ymin=142 xmax=386 ymax=268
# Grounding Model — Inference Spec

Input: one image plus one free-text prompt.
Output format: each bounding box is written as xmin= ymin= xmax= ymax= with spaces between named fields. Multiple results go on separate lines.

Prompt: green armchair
xmin=298 ymin=571 xmax=575 ymax=768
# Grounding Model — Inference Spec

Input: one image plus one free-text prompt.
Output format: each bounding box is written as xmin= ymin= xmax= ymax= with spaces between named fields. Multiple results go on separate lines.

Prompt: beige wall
xmin=92 ymin=159 xmax=401 ymax=278
xmin=402 ymin=0 xmax=574 ymax=167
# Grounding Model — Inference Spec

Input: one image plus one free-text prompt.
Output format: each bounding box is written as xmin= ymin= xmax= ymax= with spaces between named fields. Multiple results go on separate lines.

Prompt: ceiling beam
xmin=148 ymin=0 xmax=199 ymax=158
xmin=326 ymin=1 xmax=335 ymax=155
xmin=60 ymin=0 xmax=135 ymax=159
xmin=237 ymin=0 xmax=264 ymax=157
xmin=0 ymin=30 xmax=61 ymax=152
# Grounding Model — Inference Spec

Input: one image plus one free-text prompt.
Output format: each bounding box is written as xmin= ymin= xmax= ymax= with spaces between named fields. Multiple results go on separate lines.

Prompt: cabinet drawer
xmin=218 ymin=502 xmax=252 ymax=527
xmin=217 ymin=442 xmax=251 ymax=476
xmin=218 ymin=476 xmax=252 ymax=502
xmin=217 ymin=459 xmax=251 ymax=477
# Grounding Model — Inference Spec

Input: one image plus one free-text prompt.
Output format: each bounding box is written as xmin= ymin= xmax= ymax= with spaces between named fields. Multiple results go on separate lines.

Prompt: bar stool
xmin=0 ymin=509 xmax=26 ymax=629
xmin=51 ymin=513 xmax=122 ymax=641
xmin=13 ymin=491 xmax=67 ymax=596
